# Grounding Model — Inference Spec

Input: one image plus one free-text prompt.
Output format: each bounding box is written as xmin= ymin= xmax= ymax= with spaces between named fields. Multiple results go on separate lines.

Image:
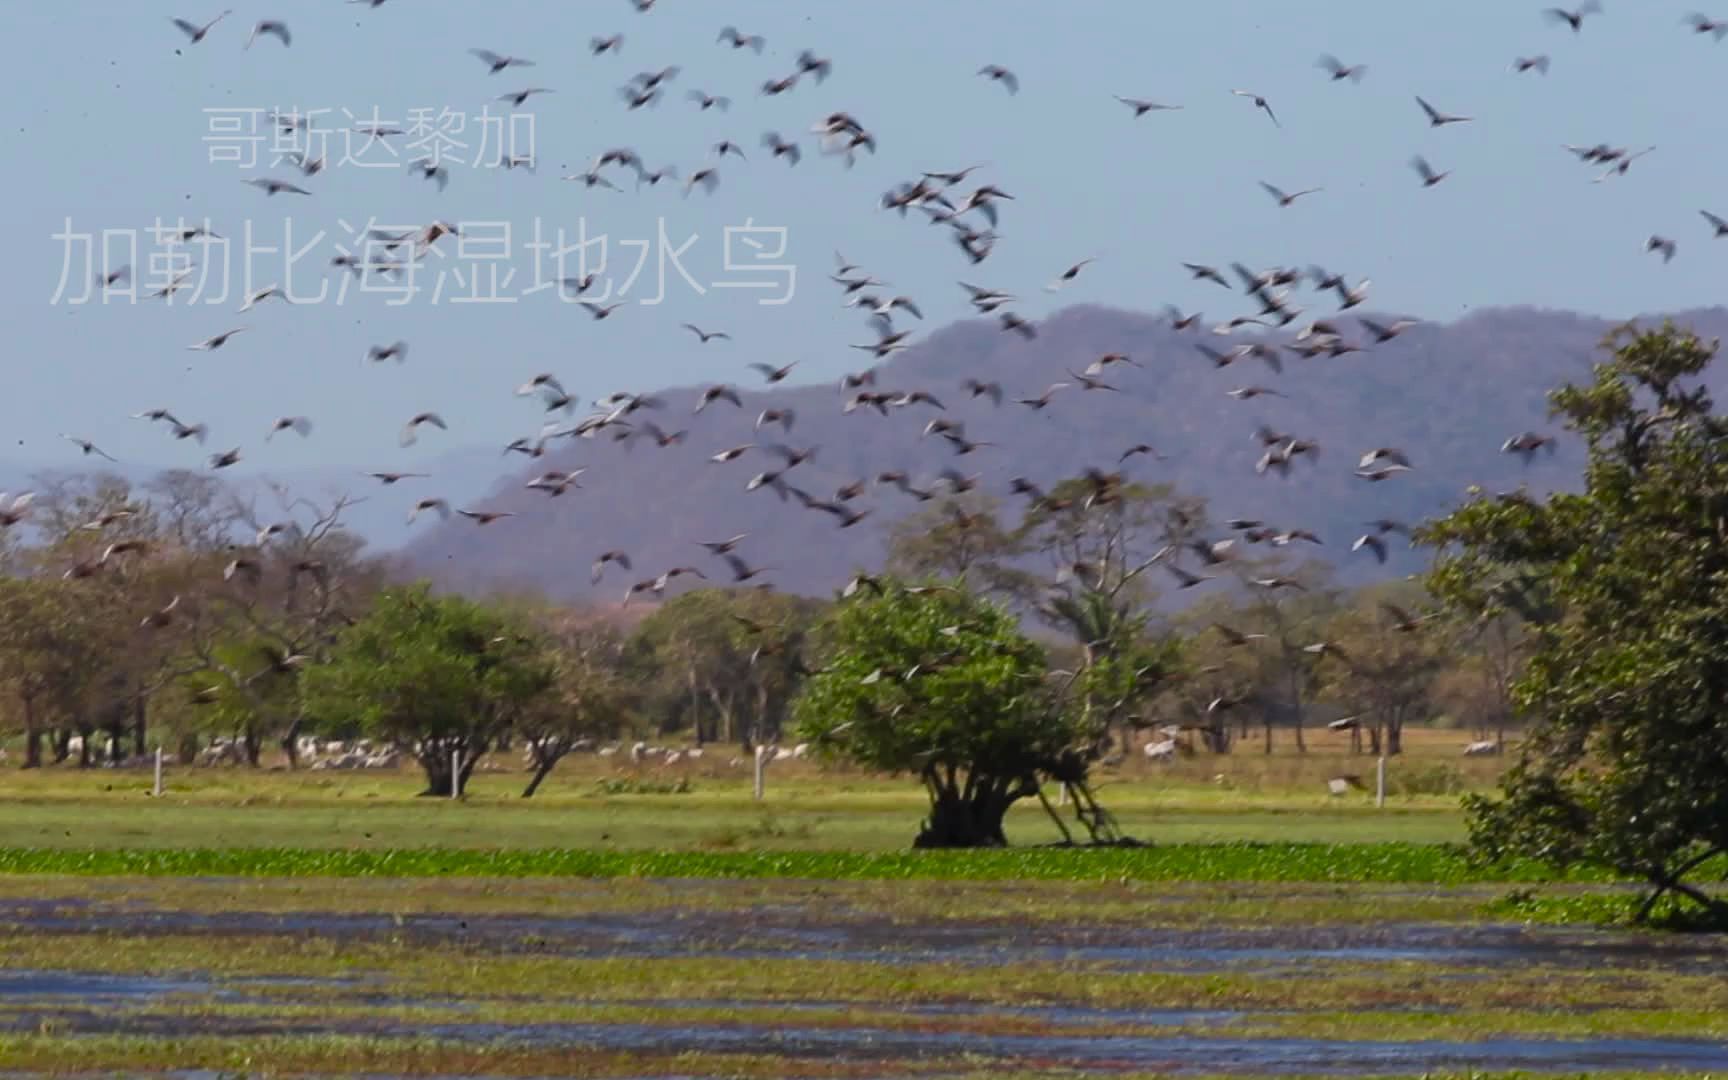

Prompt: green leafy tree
xmin=795 ymin=580 xmax=1088 ymax=848
xmin=301 ymin=585 xmax=557 ymax=796
xmin=0 ymin=578 xmax=117 ymax=767
xmin=1423 ymin=324 xmax=1728 ymax=920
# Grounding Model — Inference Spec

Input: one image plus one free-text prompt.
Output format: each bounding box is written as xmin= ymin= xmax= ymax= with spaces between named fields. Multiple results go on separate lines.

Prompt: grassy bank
xmin=0 ymin=740 xmax=1493 ymax=851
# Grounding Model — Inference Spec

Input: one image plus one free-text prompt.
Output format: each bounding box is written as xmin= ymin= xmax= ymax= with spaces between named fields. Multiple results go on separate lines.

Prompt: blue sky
xmin=2 ymin=0 xmax=1722 ymax=472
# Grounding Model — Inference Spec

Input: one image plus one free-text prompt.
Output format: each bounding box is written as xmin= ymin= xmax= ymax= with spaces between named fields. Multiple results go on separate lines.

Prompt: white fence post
xmin=753 ymin=745 xmax=768 ymax=801
xmin=152 ymin=747 xmax=163 ymax=798
xmin=1376 ymin=754 xmax=1387 ymax=808
xmin=452 ymin=750 xmax=461 ymax=801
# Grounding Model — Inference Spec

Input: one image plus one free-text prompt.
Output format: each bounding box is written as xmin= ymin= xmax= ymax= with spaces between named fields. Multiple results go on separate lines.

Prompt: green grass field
xmin=0 ymin=731 xmax=1490 ymax=851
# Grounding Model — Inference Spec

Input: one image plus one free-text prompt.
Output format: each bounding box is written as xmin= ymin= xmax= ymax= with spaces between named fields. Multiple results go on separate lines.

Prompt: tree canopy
xmin=795 ymin=580 xmax=1090 ymax=847
xmin=301 ymin=585 xmax=557 ymax=796
xmin=1424 ymin=324 xmax=1728 ymax=921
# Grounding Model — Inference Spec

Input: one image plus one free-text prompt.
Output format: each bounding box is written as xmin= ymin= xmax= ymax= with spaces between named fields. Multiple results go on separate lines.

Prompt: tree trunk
xmin=132 ymin=696 xmax=148 ymax=759
xmin=755 ymin=683 xmax=772 ymax=745
xmin=22 ymin=695 xmax=42 ymax=769
xmin=913 ymin=769 xmax=1022 ymax=848
xmin=915 ymin=792 xmax=1011 ymax=847
xmin=521 ymin=749 xmax=562 ymax=798
xmin=418 ymin=742 xmax=483 ymax=797
xmin=281 ymin=714 xmax=304 ymax=770
xmin=242 ymin=731 xmax=262 ymax=768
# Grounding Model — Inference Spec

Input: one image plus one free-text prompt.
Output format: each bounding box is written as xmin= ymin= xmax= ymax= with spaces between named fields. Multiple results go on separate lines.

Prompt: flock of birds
xmin=13 ymin=1 xmax=1722 ymax=621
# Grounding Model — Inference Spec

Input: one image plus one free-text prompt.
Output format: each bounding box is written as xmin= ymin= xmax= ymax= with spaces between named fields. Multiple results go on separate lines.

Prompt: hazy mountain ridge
xmin=378 ymin=303 xmax=1728 ymax=601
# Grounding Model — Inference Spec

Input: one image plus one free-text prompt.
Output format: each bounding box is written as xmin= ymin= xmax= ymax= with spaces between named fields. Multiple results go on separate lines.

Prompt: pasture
xmin=0 ymin=727 xmax=1499 ymax=850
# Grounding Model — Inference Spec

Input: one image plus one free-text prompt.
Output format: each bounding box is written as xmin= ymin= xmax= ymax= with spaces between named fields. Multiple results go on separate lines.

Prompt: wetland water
xmin=1 ymin=882 xmax=1725 ymax=1076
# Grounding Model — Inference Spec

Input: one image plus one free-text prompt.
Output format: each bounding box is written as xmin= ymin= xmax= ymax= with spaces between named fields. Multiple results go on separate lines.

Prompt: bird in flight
xmin=244 ymin=20 xmax=290 ymax=49
xmin=1260 ymin=182 xmax=1323 ymax=207
xmin=1686 ymin=13 xmax=1728 ymax=39
xmin=977 ymin=65 xmax=1019 ymax=94
xmin=470 ymin=48 xmax=535 ymax=73
xmin=367 ymin=341 xmax=408 ymax=365
xmin=400 ymin=412 xmax=448 ymax=447
xmin=1411 ymin=155 xmax=1451 ymax=187
xmin=717 ymin=25 xmax=765 ymax=52
xmin=1046 ymin=259 xmax=1096 ymax=292
xmin=267 ymin=416 xmax=313 ymax=441
xmin=188 ymin=328 xmax=247 ymax=351
xmin=682 ymin=324 xmax=730 ymax=343
xmin=1316 ymin=54 xmax=1367 ymax=81
xmin=1232 ymin=89 xmax=1279 ymax=127
xmin=170 ymin=10 xmax=232 ymax=44
xmin=1115 ymin=96 xmax=1181 ymax=117
xmin=580 ymin=301 xmax=627 ymax=320
xmin=1416 ymin=96 xmax=1472 ymax=127
xmin=60 ymin=435 xmax=117 ymax=462
xmin=243 ymin=177 xmax=312 ymax=196
xmin=497 ymin=88 xmax=554 ymax=108
xmin=1184 ymin=262 xmax=1233 ymax=289
xmin=1543 ymin=2 xmax=1602 ymax=32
